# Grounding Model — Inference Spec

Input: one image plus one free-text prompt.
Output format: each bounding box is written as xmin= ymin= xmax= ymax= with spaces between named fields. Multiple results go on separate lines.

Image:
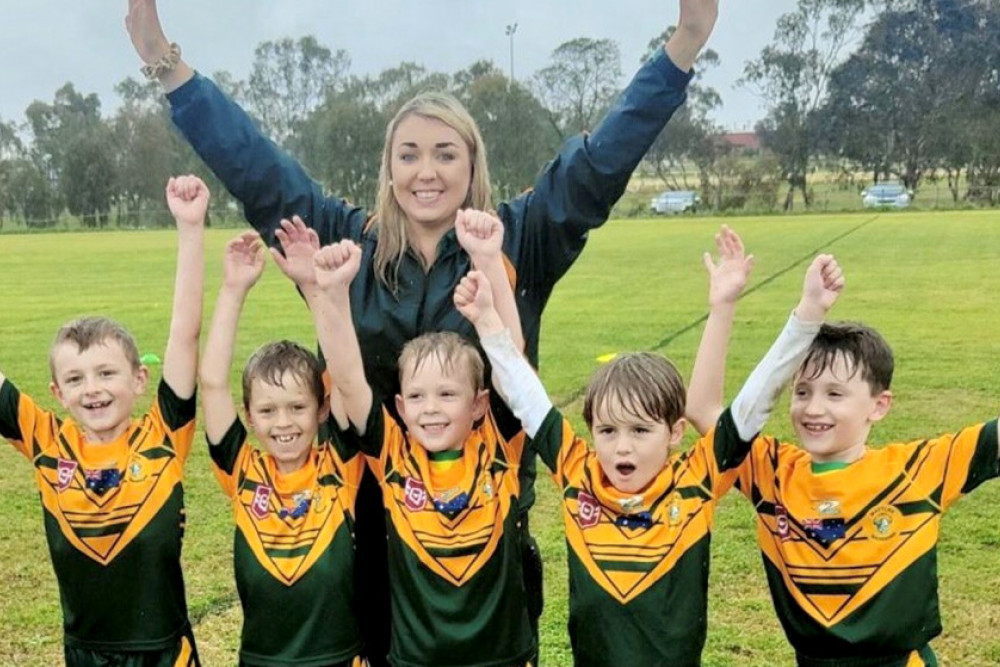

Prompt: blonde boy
xmin=0 ymin=176 xmax=207 ymax=666
xmin=309 ymin=210 xmax=534 ymax=666
xmin=457 ymin=241 xmax=844 ymax=667
xmin=198 ymin=231 xmax=365 ymax=666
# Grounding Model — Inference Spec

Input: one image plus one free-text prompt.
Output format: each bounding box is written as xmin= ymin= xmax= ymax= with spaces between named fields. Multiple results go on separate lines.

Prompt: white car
xmin=650 ymin=190 xmax=700 ymax=214
xmin=861 ymin=183 xmax=911 ymax=209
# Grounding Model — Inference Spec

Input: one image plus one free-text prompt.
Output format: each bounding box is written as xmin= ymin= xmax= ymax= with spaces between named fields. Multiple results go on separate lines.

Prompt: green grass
xmin=3 ymin=211 xmax=1000 ymax=665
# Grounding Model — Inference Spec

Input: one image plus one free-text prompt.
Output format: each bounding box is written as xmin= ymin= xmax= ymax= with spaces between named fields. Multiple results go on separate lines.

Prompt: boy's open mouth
xmin=616 ymin=463 xmax=636 ymax=476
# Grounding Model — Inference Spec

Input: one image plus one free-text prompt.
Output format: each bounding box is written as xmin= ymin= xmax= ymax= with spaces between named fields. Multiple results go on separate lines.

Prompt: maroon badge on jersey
xmin=404 ymin=477 xmax=428 ymax=511
xmin=56 ymin=458 xmax=77 ymax=492
xmin=251 ymin=485 xmax=273 ymax=519
xmin=576 ymin=491 xmax=601 ymax=528
xmin=775 ymin=503 xmax=791 ymax=541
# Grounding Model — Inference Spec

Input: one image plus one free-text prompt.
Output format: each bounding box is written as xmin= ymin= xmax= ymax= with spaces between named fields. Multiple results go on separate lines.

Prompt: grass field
xmin=2 ymin=210 xmax=1000 ymax=665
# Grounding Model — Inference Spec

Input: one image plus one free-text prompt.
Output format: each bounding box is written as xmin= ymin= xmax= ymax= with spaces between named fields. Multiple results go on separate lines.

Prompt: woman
xmin=125 ymin=1 xmax=719 ymax=664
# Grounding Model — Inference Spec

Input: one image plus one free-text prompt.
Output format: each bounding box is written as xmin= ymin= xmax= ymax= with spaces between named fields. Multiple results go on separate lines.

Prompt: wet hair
xmin=372 ymin=91 xmax=493 ymax=290
xmin=798 ymin=322 xmax=894 ymax=394
xmin=49 ymin=316 xmax=141 ymax=380
xmin=242 ymin=340 xmax=325 ymax=410
xmin=583 ymin=352 xmax=686 ymax=428
xmin=398 ymin=331 xmax=485 ymax=392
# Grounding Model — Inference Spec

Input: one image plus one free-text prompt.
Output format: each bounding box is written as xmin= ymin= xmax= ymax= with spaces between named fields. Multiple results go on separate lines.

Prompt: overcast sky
xmin=0 ymin=1 xmax=804 ymax=132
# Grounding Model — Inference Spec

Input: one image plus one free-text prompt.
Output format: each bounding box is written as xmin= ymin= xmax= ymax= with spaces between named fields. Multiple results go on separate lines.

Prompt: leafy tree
xmin=641 ymin=29 xmax=723 ymax=196
xmin=741 ymin=0 xmax=865 ymax=210
xmin=453 ymin=60 xmax=553 ymax=200
xmin=246 ymin=36 xmax=350 ymax=146
xmin=534 ymin=38 xmax=622 ymax=140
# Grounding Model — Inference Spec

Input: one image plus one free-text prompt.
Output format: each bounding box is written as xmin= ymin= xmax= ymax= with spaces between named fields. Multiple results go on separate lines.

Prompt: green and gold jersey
xmin=735 ymin=420 xmax=999 ymax=665
xmin=530 ymin=407 xmax=750 ymax=667
xmin=0 ymin=379 xmax=195 ymax=651
xmin=209 ymin=418 xmax=365 ymax=666
xmin=348 ymin=404 xmax=534 ymax=667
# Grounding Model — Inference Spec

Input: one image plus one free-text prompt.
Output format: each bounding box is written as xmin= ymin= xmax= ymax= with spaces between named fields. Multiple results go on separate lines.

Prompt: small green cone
xmin=141 ymin=353 xmax=162 ymax=365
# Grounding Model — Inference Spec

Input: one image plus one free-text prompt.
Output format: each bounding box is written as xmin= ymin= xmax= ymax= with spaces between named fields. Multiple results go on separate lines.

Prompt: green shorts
xmin=64 ymin=625 xmax=199 ymax=667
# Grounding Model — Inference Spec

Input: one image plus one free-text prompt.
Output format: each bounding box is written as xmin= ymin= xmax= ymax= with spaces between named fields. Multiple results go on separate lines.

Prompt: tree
xmin=740 ymin=0 xmax=866 ymax=210
xmin=641 ymin=30 xmax=724 ymax=196
xmin=245 ymin=36 xmax=350 ymax=147
xmin=534 ymin=38 xmax=622 ymax=140
xmin=453 ymin=60 xmax=553 ymax=200
xmin=820 ymin=0 xmax=1000 ymax=198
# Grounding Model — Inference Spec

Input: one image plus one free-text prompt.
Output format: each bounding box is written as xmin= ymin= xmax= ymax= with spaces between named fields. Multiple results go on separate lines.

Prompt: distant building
xmin=715 ymin=131 xmax=762 ymax=153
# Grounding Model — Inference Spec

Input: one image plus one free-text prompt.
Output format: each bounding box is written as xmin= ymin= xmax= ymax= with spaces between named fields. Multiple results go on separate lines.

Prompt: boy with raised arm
xmin=0 ymin=176 xmax=207 ymax=666
xmin=198 ymin=231 xmax=366 ymax=666
xmin=308 ymin=209 xmax=534 ymax=667
xmin=455 ymin=243 xmax=844 ymax=667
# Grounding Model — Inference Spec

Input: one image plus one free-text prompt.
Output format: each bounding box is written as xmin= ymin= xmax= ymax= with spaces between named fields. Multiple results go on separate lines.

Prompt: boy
xmin=198 ymin=230 xmax=365 ymax=666
xmin=0 ymin=175 xmax=206 ymax=666
xmin=723 ymin=319 xmax=999 ymax=666
xmin=308 ymin=210 xmax=534 ymax=666
xmin=455 ymin=242 xmax=845 ymax=666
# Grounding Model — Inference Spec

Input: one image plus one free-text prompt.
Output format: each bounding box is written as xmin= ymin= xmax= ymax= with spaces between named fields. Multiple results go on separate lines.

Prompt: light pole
xmin=505 ymin=23 xmax=518 ymax=83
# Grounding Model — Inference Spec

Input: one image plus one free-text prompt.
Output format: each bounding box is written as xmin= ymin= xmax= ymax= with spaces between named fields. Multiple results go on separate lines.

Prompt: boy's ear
xmin=868 ymin=390 xmax=893 ymax=423
xmin=49 ymin=381 xmax=67 ymax=408
xmin=668 ymin=417 xmax=687 ymax=447
xmin=317 ymin=399 xmax=331 ymax=425
xmin=132 ymin=365 xmax=150 ymax=395
xmin=472 ymin=388 xmax=490 ymax=421
xmin=395 ymin=393 xmax=406 ymax=421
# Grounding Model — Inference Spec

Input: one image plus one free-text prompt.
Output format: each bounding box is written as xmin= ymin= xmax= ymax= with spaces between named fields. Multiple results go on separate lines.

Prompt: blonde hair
xmin=398 ymin=332 xmax=485 ymax=393
xmin=583 ymin=353 xmax=686 ymax=429
xmin=372 ymin=92 xmax=493 ymax=290
xmin=50 ymin=317 xmax=141 ymax=380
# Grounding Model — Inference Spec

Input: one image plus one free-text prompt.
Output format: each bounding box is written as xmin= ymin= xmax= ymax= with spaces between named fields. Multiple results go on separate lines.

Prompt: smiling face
xmin=395 ymin=351 xmax=488 ymax=454
xmin=790 ymin=353 xmax=892 ymax=463
xmin=591 ymin=398 xmax=684 ymax=493
xmin=246 ymin=371 xmax=325 ymax=474
xmin=49 ymin=340 xmax=148 ymax=444
xmin=389 ymin=114 xmax=473 ymax=236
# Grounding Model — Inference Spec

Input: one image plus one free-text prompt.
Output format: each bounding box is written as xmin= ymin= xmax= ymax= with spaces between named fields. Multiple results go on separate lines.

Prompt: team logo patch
xmin=816 ymin=499 xmax=841 ymax=516
xmin=775 ymin=503 xmax=791 ymax=541
xmin=803 ymin=517 xmax=846 ymax=546
xmin=127 ymin=455 xmax=148 ymax=482
xmin=251 ymin=485 xmax=273 ymax=519
xmin=576 ymin=491 xmax=601 ymax=528
xmin=667 ymin=491 xmax=683 ymax=526
xmin=481 ymin=479 xmax=494 ymax=499
xmin=404 ymin=477 xmax=428 ymax=511
xmin=56 ymin=458 xmax=77 ymax=492
xmin=865 ymin=505 xmax=902 ymax=541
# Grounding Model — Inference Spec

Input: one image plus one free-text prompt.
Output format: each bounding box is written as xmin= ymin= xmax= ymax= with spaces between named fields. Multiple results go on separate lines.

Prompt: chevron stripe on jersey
xmin=365 ymin=405 xmax=521 ymax=587
xmin=210 ymin=421 xmax=364 ymax=587
xmin=1 ymin=380 xmax=194 ymax=566
xmin=736 ymin=421 xmax=999 ymax=633
xmin=535 ymin=409 xmax=743 ymax=604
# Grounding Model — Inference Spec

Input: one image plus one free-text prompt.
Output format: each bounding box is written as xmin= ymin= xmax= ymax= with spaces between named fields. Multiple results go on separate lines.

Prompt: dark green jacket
xmin=168 ymin=49 xmax=693 ymax=511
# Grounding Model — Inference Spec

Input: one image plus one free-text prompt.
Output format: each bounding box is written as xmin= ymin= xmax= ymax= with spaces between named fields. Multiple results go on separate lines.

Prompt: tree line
xmin=0 ymin=0 xmax=997 ymax=229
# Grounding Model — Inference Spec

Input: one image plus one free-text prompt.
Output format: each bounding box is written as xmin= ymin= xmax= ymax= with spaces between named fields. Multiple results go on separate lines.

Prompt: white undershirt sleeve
xmin=731 ymin=312 xmax=821 ymax=441
xmin=479 ymin=329 xmax=553 ymax=439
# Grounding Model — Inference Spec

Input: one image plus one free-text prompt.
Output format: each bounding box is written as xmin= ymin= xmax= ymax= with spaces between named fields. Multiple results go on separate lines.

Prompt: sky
xmin=0 ymin=1 xmax=804 ymax=133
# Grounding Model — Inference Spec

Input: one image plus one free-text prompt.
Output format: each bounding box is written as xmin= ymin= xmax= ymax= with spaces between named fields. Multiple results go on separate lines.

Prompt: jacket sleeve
xmin=167 ymin=73 xmax=366 ymax=246
xmin=502 ymin=48 xmax=693 ymax=291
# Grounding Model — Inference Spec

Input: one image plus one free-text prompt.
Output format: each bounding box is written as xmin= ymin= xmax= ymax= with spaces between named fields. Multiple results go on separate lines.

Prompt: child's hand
xmin=454 ymin=270 xmax=496 ymax=325
xmin=313 ymin=241 xmax=362 ymax=293
xmin=703 ymin=225 xmax=754 ymax=308
xmin=271 ymin=216 xmax=320 ymax=287
xmin=166 ymin=175 xmax=209 ymax=229
xmin=223 ymin=231 xmax=265 ymax=291
xmin=797 ymin=254 xmax=845 ymax=323
xmin=456 ymin=209 xmax=504 ymax=267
